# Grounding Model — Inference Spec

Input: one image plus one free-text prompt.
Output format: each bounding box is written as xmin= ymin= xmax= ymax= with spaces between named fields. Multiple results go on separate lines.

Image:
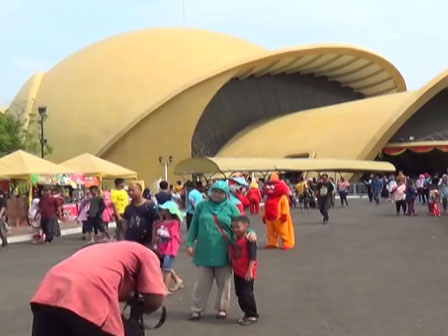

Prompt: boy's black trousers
xmin=234 ymin=274 xmax=259 ymax=318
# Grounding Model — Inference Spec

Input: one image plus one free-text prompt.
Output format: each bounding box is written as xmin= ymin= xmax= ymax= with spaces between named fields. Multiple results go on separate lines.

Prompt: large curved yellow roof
xmin=231 ymin=44 xmax=406 ymax=96
xmin=219 ymin=68 xmax=448 ymax=162
xmin=8 ymin=28 xmax=406 ymax=165
xmin=7 ymin=72 xmax=43 ymax=128
xmin=27 ymin=28 xmax=266 ymax=161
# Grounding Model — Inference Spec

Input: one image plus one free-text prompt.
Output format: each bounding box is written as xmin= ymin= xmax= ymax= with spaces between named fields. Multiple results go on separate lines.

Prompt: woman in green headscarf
xmin=186 ymin=180 xmax=241 ymax=320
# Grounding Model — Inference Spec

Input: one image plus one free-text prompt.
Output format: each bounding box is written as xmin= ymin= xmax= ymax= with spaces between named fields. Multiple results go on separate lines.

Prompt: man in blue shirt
xmin=185 ymin=181 xmax=203 ymax=231
xmin=371 ymin=175 xmax=384 ymax=205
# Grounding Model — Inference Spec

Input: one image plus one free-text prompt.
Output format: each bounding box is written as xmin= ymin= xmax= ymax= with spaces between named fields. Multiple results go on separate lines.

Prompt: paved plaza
xmin=2 ymin=199 xmax=448 ymax=336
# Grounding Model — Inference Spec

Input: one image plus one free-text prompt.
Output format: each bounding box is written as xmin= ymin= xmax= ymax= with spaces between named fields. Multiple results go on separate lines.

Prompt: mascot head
xmin=264 ymin=173 xmax=289 ymax=198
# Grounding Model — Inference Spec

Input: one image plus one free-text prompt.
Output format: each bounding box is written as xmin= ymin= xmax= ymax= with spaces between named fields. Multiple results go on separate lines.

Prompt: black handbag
xmin=122 ymin=314 xmax=145 ymax=336
xmin=122 ymin=295 xmax=166 ymax=336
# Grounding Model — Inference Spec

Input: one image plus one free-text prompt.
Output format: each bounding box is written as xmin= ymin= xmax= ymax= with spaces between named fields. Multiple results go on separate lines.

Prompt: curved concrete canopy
xmin=219 ymin=69 xmax=448 ymax=164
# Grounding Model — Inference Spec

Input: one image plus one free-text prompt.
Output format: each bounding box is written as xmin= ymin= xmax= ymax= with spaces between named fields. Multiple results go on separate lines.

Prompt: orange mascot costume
xmin=263 ymin=173 xmax=295 ymax=249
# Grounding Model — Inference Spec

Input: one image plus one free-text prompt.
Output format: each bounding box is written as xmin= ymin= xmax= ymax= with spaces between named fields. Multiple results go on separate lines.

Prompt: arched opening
xmin=380 ymin=88 xmax=448 ymax=175
xmin=191 ymin=73 xmax=364 ymax=157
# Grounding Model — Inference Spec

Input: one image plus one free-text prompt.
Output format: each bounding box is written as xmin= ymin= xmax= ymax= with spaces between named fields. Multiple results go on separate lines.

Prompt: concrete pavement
xmin=2 ymin=199 xmax=448 ymax=336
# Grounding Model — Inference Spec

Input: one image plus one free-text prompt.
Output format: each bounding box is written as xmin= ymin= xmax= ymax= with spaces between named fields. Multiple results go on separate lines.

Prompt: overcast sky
xmin=1 ymin=0 xmax=447 ymax=105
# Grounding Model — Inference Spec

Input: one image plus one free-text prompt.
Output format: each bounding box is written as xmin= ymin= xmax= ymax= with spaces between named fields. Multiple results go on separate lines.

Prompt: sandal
xmin=168 ymin=280 xmax=184 ymax=292
xmin=189 ymin=312 xmax=201 ymax=321
xmin=216 ymin=311 xmax=227 ymax=320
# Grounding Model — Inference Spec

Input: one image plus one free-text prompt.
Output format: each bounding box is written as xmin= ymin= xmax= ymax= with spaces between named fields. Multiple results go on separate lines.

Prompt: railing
xmin=349 ymin=182 xmax=368 ymax=195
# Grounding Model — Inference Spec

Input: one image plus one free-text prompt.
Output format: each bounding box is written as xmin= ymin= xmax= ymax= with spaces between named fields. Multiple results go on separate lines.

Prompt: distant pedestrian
xmin=77 ymin=193 xmax=91 ymax=241
xmin=364 ymin=174 xmax=373 ymax=203
xmin=110 ymin=178 xmax=129 ymax=240
xmin=247 ymin=181 xmax=262 ymax=215
xmin=397 ymin=170 xmax=407 ymax=184
xmin=101 ymin=190 xmax=114 ymax=234
xmin=123 ymin=183 xmax=158 ymax=246
xmin=38 ymin=187 xmax=59 ymax=244
xmin=143 ymin=188 xmax=151 ymax=200
xmin=317 ymin=174 xmax=334 ymax=224
xmin=306 ymin=178 xmax=316 ymax=210
xmin=153 ymin=201 xmax=183 ymax=293
xmin=428 ymin=185 xmax=441 ymax=217
xmin=405 ymin=180 xmax=417 ymax=216
xmin=185 ymin=180 xmax=203 ymax=231
xmin=85 ymin=186 xmax=107 ymax=244
xmin=29 ymin=195 xmax=42 ymax=243
xmin=387 ymin=176 xmax=397 ymax=202
xmin=337 ymin=177 xmax=350 ymax=207
xmin=175 ymin=180 xmax=183 ymax=194
xmin=424 ymin=173 xmax=432 ymax=203
xmin=416 ymin=174 xmax=426 ymax=204
xmin=438 ymin=174 xmax=448 ymax=212
xmin=155 ymin=181 xmax=172 ymax=205
xmin=0 ymin=191 xmax=8 ymax=247
xmin=295 ymin=177 xmax=307 ymax=211
xmin=392 ymin=180 xmax=407 ymax=215
xmin=231 ymin=216 xmax=259 ymax=326
xmin=372 ymin=175 xmax=384 ymax=205
xmin=381 ymin=176 xmax=389 ymax=199
xmin=329 ymin=177 xmax=336 ymax=207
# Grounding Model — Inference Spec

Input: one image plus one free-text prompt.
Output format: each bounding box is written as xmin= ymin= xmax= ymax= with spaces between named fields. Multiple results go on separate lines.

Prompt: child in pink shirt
xmin=153 ymin=200 xmax=183 ymax=293
xmin=101 ymin=190 xmax=114 ymax=234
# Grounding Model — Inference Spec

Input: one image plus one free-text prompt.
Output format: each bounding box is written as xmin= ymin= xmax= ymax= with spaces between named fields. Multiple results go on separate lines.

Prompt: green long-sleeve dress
xmin=186 ymin=183 xmax=241 ymax=267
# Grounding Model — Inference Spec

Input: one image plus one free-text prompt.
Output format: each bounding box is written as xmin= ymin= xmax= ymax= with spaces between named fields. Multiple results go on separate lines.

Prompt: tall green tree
xmin=0 ymin=113 xmax=26 ymax=156
xmin=0 ymin=101 xmax=52 ymax=157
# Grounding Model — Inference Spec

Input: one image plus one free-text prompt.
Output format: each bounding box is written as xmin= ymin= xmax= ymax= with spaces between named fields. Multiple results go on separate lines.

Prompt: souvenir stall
xmin=0 ymin=150 xmax=76 ymax=226
xmin=60 ymin=153 xmax=138 ymax=187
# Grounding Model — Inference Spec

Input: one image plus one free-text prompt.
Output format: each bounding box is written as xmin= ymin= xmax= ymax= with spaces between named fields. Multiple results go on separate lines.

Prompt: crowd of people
xmin=29 ymin=177 xmax=265 ymax=335
xmin=363 ymin=171 xmax=448 ymax=216
xmin=4 ymin=170 xmax=447 ymax=335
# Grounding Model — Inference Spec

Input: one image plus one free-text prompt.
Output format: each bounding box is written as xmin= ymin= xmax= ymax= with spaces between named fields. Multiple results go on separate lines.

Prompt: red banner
xmin=409 ymin=146 xmax=435 ymax=153
xmin=383 ymin=144 xmax=448 ymax=155
xmin=383 ymin=147 xmax=407 ymax=156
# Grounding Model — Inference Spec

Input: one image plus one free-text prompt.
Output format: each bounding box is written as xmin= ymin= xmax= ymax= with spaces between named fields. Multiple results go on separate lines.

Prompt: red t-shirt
xmin=31 ymin=241 xmax=166 ymax=336
xmin=39 ymin=195 xmax=59 ymax=219
xmin=154 ymin=219 xmax=181 ymax=256
xmin=231 ymin=237 xmax=257 ymax=279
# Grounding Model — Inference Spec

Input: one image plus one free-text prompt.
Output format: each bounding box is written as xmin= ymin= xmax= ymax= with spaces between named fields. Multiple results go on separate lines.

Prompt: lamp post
xmin=38 ymin=106 xmax=47 ymax=158
xmin=158 ymin=156 xmax=173 ymax=181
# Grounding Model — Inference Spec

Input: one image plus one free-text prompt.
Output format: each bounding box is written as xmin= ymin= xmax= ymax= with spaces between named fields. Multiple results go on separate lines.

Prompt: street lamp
xmin=158 ymin=155 xmax=173 ymax=181
xmin=38 ymin=106 xmax=47 ymax=158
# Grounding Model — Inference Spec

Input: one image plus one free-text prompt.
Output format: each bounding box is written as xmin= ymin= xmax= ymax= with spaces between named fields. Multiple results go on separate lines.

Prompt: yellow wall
xmin=102 ymin=70 xmax=238 ymax=185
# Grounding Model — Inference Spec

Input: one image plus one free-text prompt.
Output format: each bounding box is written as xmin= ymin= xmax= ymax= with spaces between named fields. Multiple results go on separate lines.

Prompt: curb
xmin=8 ymin=222 xmax=117 ymax=244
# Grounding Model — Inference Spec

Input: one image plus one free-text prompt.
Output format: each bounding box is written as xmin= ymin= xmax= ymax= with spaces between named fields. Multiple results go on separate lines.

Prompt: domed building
xmin=8 ymin=27 xmax=447 ymax=182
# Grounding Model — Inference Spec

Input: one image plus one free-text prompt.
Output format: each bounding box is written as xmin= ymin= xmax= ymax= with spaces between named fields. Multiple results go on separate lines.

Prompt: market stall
xmin=60 ymin=153 xmax=137 ymax=183
xmin=0 ymin=150 xmax=76 ymax=226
